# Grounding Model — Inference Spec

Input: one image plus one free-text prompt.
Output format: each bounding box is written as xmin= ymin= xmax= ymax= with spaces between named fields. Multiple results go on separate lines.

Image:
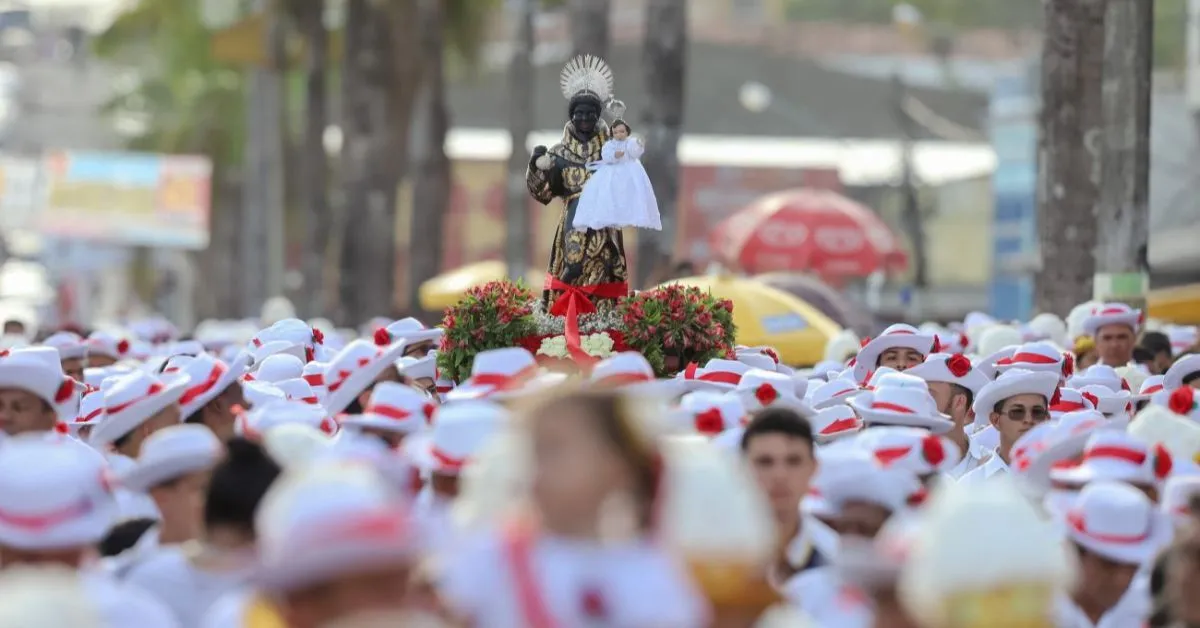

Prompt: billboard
xmin=37 ymin=151 xmax=212 ymax=249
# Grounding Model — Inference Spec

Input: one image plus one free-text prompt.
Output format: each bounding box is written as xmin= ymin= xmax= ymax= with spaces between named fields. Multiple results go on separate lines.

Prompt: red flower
xmin=958 ymin=332 xmax=969 ymax=350
xmin=694 ymin=408 xmax=725 ymax=435
xmin=1169 ymin=386 xmax=1196 ymax=416
xmin=1061 ymin=352 xmax=1075 ymax=379
xmin=755 ymin=383 xmax=779 ymax=405
xmin=921 ymin=434 xmax=945 ymax=466
xmin=1154 ymin=443 xmax=1174 ymax=479
xmin=311 ymin=327 xmax=325 ymax=345
xmin=944 ymin=354 xmax=971 ymax=378
xmin=116 ymin=339 xmax=130 ymax=355
xmin=373 ymin=328 xmax=391 ymax=346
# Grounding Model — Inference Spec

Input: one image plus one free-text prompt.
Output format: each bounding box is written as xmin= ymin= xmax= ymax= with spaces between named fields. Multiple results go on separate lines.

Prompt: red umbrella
xmin=710 ymin=188 xmax=908 ymax=278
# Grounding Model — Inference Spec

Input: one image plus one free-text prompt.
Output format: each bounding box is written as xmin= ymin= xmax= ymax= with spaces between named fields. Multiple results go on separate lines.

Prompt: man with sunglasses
xmin=958 ymin=368 xmax=1060 ymax=486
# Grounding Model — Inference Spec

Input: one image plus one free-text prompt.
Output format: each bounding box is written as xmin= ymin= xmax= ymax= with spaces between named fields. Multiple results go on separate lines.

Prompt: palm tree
xmin=284 ymin=0 xmax=331 ymax=318
xmin=639 ymin=0 xmax=687 ymax=288
xmin=94 ymin=0 xmax=248 ymax=320
xmin=406 ymin=0 xmax=451 ymax=315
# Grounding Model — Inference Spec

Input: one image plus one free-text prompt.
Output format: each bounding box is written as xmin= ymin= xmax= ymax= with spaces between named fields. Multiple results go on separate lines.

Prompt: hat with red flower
xmin=85 ymin=331 xmax=132 ymax=362
xmin=854 ymin=426 xmax=962 ymax=476
xmin=904 ymin=353 xmax=989 ymax=397
xmin=42 ymin=331 xmax=89 ymax=362
xmin=0 ymin=347 xmax=81 ymax=423
xmin=734 ymin=369 xmax=812 ymax=415
xmin=818 ymin=448 xmax=927 ymax=516
xmin=1050 ymin=430 xmax=1173 ymax=489
xmin=670 ymin=391 xmax=746 ymax=437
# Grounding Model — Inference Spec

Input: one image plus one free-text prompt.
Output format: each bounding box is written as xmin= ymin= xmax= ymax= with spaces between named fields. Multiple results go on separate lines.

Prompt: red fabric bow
xmin=754 ymin=383 xmax=778 ymax=405
xmin=1061 ymin=352 xmax=1075 ymax=379
xmin=1082 ymin=391 xmax=1100 ymax=409
xmin=1170 ymin=386 xmax=1196 ymax=416
xmin=945 ymin=354 xmax=971 ymax=378
xmin=694 ymin=408 xmax=725 ymax=435
xmin=860 ymin=336 xmax=871 ymax=348
xmin=931 ymin=336 xmax=942 ymax=354
xmin=545 ymin=276 xmax=628 ymax=367
xmin=1050 ymin=387 xmax=1063 ymax=407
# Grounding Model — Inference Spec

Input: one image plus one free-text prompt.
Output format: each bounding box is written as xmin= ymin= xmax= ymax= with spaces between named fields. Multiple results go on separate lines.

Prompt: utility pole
xmin=505 ymin=0 xmax=535 ymax=282
xmin=1094 ymin=0 xmax=1153 ymax=309
xmin=1034 ymin=0 xmax=1106 ymax=316
xmin=893 ymin=73 xmax=927 ymax=318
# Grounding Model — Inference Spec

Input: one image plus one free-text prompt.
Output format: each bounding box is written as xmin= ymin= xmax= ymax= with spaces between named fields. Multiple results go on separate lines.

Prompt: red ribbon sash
xmin=545 ymin=275 xmax=628 ymax=367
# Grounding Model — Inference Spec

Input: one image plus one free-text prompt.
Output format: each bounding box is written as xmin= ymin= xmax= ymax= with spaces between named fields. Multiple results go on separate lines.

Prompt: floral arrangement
xmin=537 ymin=332 xmax=617 ymax=360
xmin=438 ymin=280 xmax=737 ymax=382
xmin=437 ymin=280 xmax=537 ymax=382
xmin=620 ymin=284 xmax=737 ymax=376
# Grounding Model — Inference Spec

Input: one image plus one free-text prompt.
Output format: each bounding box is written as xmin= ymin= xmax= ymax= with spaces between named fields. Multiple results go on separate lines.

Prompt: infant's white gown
xmin=571 ymin=137 xmax=662 ymax=231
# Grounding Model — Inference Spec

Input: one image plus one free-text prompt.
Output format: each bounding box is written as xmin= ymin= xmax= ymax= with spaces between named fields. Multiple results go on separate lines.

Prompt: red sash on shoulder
xmin=503 ymin=522 xmax=557 ymax=628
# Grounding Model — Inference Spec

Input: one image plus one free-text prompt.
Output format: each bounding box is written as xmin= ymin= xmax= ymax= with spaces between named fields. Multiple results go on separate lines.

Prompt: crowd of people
xmin=0 ymin=297 xmax=1198 ymax=627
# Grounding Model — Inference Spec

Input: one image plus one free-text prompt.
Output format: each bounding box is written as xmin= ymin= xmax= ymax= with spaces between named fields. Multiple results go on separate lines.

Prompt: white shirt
xmin=441 ymin=530 xmax=708 ymax=628
xmin=948 ymin=433 xmax=992 ymax=479
xmin=105 ymin=451 xmax=160 ymax=520
xmin=957 ymin=449 xmax=1008 ymax=486
xmin=81 ymin=569 xmax=182 ymax=628
xmin=1055 ymin=576 xmax=1150 ymax=627
xmin=123 ymin=544 xmax=253 ymax=628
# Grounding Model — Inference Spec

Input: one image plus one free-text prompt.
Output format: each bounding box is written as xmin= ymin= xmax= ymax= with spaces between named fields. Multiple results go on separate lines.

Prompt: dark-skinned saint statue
xmin=527 ymin=56 xmax=630 ymax=311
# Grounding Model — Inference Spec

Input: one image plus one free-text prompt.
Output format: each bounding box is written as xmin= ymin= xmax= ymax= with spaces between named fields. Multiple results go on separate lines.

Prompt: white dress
xmin=572 ymin=137 xmax=662 ymax=231
xmin=122 ymin=545 xmax=254 ymax=628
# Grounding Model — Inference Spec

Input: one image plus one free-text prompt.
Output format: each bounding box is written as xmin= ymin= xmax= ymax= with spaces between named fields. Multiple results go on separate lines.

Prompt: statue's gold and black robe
xmin=526 ymin=123 xmax=630 ymax=307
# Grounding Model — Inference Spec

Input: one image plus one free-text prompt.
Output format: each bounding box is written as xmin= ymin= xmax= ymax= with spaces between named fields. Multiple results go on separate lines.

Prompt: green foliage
xmin=620 ymin=285 xmax=737 ymax=377
xmin=436 ymin=280 xmax=538 ymax=382
xmin=93 ymin=0 xmax=246 ymax=163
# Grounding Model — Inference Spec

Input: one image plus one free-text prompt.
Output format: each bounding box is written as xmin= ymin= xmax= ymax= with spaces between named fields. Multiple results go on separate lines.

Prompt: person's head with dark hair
xmin=1141 ymin=331 xmax=1174 ymax=375
xmin=2 ymin=319 xmax=25 ymax=336
xmin=98 ymin=518 xmax=158 ymax=557
xmin=204 ymin=437 xmax=280 ymax=547
xmin=740 ymin=407 xmax=817 ymax=532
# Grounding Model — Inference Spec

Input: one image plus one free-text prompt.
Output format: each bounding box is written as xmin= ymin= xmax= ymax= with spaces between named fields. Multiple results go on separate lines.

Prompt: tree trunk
xmin=338 ymin=0 xmax=408 ymax=325
xmin=569 ymin=0 xmax=610 ymax=59
xmin=505 ymin=0 xmax=536 ymax=283
xmin=1034 ymin=0 xmax=1105 ymax=316
xmin=638 ymin=0 xmax=687 ymax=288
xmin=407 ymin=0 xmax=451 ymax=318
xmin=1094 ymin=0 xmax=1153 ymax=309
xmin=295 ymin=0 xmax=330 ymax=318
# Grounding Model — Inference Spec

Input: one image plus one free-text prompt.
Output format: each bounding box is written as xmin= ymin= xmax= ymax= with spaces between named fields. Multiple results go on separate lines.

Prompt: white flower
xmin=537 ymin=335 xmax=568 ymax=358
xmin=581 ymin=332 xmax=615 ymax=358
